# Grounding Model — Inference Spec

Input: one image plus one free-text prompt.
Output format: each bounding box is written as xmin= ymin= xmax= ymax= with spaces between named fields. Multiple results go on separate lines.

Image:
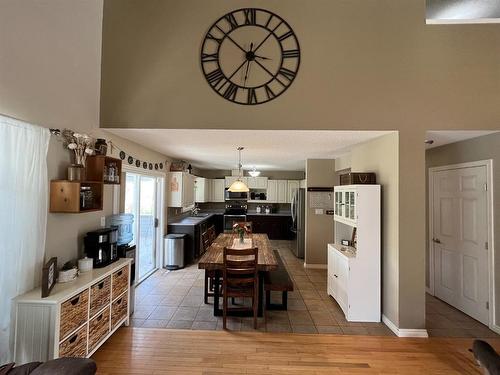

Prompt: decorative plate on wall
xmin=201 ymin=8 xmax=300 ymax=105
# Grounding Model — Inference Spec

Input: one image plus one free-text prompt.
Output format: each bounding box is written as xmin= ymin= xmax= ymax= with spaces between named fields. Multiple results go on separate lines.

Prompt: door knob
xmin=432 ymin=238 xmax=441 ymax=244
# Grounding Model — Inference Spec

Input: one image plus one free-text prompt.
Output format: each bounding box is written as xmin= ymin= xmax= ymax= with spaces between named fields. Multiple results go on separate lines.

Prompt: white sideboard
xmin=13 ymin=258 xmax=131 ymax=363
xmin=328 ymin=184 xmax=381 ymax=322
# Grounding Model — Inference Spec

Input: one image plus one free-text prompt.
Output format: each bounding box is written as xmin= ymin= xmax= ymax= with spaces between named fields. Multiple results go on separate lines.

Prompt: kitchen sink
xmin=190 ymin=213 xmax=210 ymax=217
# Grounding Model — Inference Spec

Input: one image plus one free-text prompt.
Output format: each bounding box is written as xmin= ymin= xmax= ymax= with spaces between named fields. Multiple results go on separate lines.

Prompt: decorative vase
xmin=239 ymin=232 xmax=245 ymax=243
xmin=68 ymin=164 xmax=85 ymax=181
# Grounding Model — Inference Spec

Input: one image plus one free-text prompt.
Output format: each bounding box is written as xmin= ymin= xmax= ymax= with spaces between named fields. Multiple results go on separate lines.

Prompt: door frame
xmin=428 ymin=159 xmax=496 ymax=332
xmin=122 ymin=165 xmax=166 ymax=284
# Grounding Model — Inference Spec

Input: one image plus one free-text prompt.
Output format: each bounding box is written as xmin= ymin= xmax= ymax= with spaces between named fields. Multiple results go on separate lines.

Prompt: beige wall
xmin=305 ymin=159 xmax=335 ymax=265
xmin=0 ymin=0 xmax=169 ymax=266
xmin=426 ymin=133 xmax=500 ymax=326
xmin=350 ymin=133 xmax=400 ymax=326
xmin=100 ymin=0 xmax=500 ymax=131
xmin=0 ymin=0 xmax=103 ymax=131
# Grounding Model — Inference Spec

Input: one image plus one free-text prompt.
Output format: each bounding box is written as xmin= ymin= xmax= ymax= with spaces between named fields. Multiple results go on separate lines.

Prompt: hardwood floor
xmin=92 ymin=327 xmax=500 ymax=374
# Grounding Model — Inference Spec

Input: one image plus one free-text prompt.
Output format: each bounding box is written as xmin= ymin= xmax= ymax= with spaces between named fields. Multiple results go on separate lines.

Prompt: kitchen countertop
xmin=168 ymin=213 xmax=219 ymax=226
xmin=168 ymin=210 xmax=292 ymax=226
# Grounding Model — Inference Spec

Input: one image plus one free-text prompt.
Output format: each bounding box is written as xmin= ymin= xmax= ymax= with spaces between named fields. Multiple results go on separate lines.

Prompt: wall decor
xmin=106 ymin=141 xmax=168 ymax=172
xmin=201 ymin=8 xmax=300 ymax=105
xmin=41 ymin=257 xmax=57 ymax=298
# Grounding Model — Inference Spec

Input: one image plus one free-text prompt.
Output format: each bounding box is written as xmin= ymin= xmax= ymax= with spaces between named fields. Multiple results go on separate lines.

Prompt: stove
xmin=224 ymin=202 xmax=247 ymax=232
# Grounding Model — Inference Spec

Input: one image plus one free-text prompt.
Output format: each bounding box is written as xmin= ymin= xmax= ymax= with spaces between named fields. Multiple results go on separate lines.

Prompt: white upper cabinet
xmin=287 ymin=180 xmax=300 ymax=203
xmin=210 ymin=179 xmax=225 ymax=202
xmin=195 ymin=177 xmax=210 ymax=203
xmin=247 ymin=176 xmax=268 ymax=189
xmin=266 ymin=180 xmax=278 ymax=202
xmin=276 ymin=180 xmax=287 ymax=203
xmin=169 ymin=172 xmax=195 ymax=208
xmin=334 ymin=186 xmax=357 ymax=226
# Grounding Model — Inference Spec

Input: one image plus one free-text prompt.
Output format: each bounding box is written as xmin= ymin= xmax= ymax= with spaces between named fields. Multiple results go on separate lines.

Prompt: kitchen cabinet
xmin=195 ymin=177 xmax=210 ymax=203
xmin=334 ymin=186 xmax=359 ymax=226
xmin=168 ymin=172 xmax=195 ymax=208
xmin=287 ymin=180 xmax=300 ymax=203
xmin=266 ymin=180 xmax=278 ymax=202
xmin=247 ymin=176 xmax=268 ymax=189
xmin=276 ymin=180 xmax=287 ymax=203
xmin=210 ymin=179 xmax=225 ymax=202
xmin=246 ymin=215 xmax=292 ymax=240
xmin=327 ymin=247 xmax=349 ymax=314
xmin=225 ymin=176 xmax=248 ymax=188
xmin=168 ymin=214 xmax=224 ymax=265
xmin=328 ymin=184 xmax=380 ymax=322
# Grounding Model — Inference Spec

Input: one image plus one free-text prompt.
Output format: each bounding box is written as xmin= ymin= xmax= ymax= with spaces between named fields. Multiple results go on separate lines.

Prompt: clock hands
xmin=243 ymin=43 xmax=254 ymax=87
xmin=252 ymin=21 xmax=283 ymax=54
xmin=254 ymin=54 xmax=271 ymax=60
xmin=227 ymin=59 xmax=249 ymax=82
xmin=215 ymin=25 xmax=247 ymax=54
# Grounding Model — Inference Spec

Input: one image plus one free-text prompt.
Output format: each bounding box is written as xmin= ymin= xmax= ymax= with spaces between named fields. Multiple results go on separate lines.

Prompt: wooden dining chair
xmin=232 ymin=221 xmax=253 ymax=234
xmin=207 ymin=225 xmax=217 ymax=243
xmin=222 ymin=246 xmax=259 ymax=329
xmin=202 ymin=231 xmax=216 ymax=304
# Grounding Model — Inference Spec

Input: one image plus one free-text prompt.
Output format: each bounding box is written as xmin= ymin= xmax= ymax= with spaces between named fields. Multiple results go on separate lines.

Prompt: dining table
xmin=198 ymin=233 xmax=278 ymax=317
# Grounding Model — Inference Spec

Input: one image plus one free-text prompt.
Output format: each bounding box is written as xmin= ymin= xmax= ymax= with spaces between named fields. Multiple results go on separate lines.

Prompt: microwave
xmin=225 ymin=189 xmax=248 ymax=201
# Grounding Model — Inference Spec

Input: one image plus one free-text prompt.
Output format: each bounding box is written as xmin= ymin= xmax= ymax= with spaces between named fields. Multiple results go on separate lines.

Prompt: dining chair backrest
xmin=207 ymin=225 xmax=217 ymax=243
xmin=222 ymin=247 xmax=258 ymax=290
xmin=232 ymin=221 xmax=253 ymax=234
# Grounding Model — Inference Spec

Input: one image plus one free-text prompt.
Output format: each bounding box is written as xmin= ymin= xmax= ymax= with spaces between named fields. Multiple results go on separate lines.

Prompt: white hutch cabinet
xmin=328 ymin=184 xmax=381 ymax=322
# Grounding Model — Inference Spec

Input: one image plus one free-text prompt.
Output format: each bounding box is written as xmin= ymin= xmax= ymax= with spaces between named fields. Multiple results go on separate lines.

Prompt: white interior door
xmin=432 ymin=165 xmax=489 ymax=324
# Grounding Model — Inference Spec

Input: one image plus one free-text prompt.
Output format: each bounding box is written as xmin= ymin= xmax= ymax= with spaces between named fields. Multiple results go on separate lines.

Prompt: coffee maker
xmin=84 ymin=227 xmax=118 ymax=268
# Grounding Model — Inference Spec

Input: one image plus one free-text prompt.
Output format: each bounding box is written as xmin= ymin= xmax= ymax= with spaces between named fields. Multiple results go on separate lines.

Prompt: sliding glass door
xmin=125 ymin=173 xmax=160 ymax=282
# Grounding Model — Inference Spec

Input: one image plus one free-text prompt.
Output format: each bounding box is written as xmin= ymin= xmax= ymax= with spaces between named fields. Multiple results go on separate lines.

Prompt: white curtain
xmin=0 ymin=115 xmax=50 ymax=363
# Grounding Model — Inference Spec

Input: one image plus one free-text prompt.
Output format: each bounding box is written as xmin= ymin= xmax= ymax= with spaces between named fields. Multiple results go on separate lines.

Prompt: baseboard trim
xmin=382 ymin=315 xmax=429 ymax=338
xmin=490 ymin=324 xmax=500 ymax=335
xmin=303 ymin=263 xmax=327 ymax=269
xmin=425 ymin=287 xmax=433 ymax=295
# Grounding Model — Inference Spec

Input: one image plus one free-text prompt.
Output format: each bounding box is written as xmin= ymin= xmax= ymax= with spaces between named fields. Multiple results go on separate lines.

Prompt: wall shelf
xmin=49 ymin=156 xmax=121 ymax=213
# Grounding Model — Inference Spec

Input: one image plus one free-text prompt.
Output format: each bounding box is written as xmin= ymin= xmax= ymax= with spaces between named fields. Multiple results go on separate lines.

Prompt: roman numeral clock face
xmin=201 ymin=8 xmax=300 ymax=105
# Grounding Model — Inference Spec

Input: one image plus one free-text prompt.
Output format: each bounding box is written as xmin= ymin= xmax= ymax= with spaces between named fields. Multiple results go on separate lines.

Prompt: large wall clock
xmin=201 ymin=8 xmax=300 ymax=105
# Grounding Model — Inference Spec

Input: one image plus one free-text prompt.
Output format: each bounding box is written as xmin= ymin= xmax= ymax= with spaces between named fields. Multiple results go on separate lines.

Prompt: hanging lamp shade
xmin=228 ymin=179 xmax=249 ymax=192
xmin=228 ymin=146 xmax=249 ymax=192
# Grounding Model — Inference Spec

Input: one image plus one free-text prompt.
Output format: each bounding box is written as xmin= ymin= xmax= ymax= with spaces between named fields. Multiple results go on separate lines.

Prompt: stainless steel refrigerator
xmin=291 ymin=188 xmax=305 ymax=258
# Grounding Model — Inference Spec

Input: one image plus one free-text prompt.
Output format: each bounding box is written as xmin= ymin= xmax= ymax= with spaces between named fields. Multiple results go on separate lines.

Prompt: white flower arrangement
xmin=61 ymin=129 xmax=95 ymax=166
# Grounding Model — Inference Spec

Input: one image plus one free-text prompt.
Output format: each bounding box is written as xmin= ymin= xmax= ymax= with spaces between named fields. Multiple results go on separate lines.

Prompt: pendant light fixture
xmin=228 ymin=147 xmax=250 ymax=192
xmin=248 ymin=167 xmax=260 ymax=177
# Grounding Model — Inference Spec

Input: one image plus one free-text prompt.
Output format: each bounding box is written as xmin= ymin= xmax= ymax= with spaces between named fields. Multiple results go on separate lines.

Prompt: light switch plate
xmin=315 ymin=209 xmax=324 ymax=215
xmin=100 ymin=217 xmax=106 ymax=227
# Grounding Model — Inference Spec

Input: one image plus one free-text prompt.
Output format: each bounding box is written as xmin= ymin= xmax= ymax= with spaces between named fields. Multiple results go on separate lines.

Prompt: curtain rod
xmin=1 ymin=112 xmax=61 ymax=135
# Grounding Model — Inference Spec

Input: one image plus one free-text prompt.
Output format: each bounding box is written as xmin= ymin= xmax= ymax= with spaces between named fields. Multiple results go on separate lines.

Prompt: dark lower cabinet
xmin=247 ymin=215 xmax=292 ymax=240
xmin=167 ymin=214 xmax=224 ymax=267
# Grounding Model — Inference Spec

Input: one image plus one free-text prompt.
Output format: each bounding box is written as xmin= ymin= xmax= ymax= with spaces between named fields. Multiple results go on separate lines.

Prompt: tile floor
xmin=132 ymin=240 xmax=393 ymax=334
xmin=426 ymin=293 xmax=499 ymax=338
xmin=132 ymin=240 xmax=498 ymax=338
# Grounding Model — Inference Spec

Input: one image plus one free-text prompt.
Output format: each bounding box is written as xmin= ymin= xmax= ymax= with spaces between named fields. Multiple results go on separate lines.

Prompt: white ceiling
xmin=107 ymin=129 xmax=392 ymax=171
xmin=425 ymin=131 xmax=499 ymax=149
